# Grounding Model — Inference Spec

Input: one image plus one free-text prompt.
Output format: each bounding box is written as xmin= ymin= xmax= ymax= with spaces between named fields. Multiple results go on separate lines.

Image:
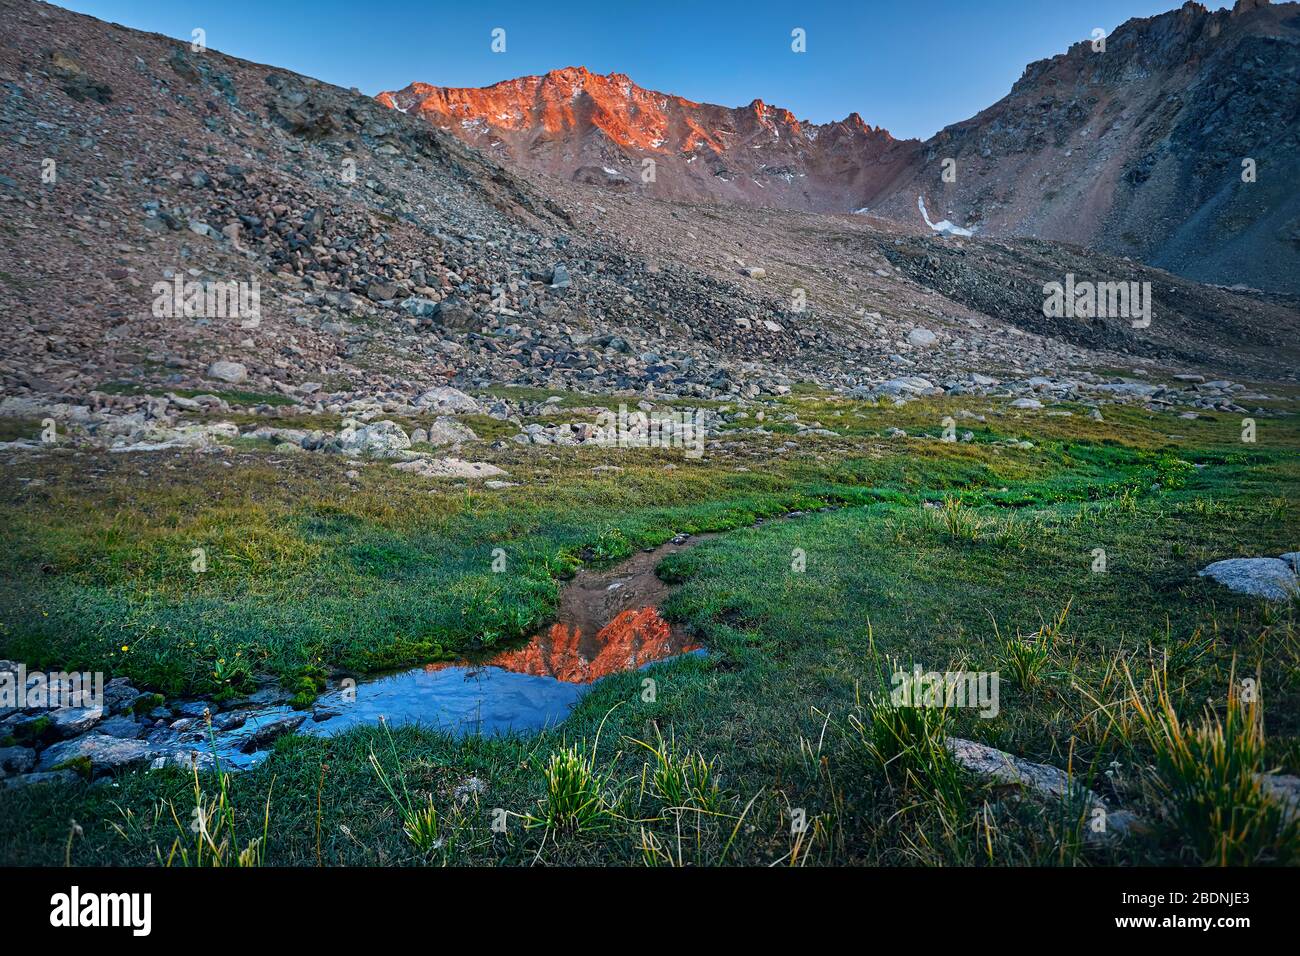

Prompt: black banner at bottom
xmin=0 ymin=865 xmax=1287 ymax=942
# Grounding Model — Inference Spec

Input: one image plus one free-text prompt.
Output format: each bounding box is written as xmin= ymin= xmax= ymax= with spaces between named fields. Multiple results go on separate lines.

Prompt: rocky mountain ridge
xmin=380 ymin=0 xmax=1300 ymax=293
xmin=378 ymin=66 xmax=915 ymax=213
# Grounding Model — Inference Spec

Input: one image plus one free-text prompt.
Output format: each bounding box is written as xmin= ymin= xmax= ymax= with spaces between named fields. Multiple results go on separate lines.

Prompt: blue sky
xmin=60 ymin=0 xmax=1228 ymax=140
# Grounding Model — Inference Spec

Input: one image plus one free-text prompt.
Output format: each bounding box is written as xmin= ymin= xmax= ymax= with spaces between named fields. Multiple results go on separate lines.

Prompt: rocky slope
xmin=875 ymin=0 xmax=1300 ymax=294
xmin=381 ymin=1 xmax=1300 ymax=294
xmin=0 ymin=0 xmax=1296 ymax=454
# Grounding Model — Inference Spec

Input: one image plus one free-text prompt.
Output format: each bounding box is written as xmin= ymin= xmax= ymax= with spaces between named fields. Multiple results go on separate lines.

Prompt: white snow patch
xmin=917 ymin=196 xmax=974 ymax=237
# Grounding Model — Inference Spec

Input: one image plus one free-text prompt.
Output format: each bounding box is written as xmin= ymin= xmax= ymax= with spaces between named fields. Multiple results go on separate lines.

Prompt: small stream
xmin=194 ymin=533 xmax=708 ymax=768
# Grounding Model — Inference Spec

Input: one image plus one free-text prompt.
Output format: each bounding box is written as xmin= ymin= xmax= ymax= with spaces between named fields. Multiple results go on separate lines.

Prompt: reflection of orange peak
xmin=488 ymin=607 xmax=695 ymax=683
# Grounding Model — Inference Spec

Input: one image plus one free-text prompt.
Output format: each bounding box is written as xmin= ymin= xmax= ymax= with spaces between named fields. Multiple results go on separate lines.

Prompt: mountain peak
xmin=377 ymin=70 xmax=909 ymax=211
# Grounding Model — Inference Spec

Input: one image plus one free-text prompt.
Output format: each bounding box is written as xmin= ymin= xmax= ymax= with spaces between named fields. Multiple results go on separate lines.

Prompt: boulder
xmin=95 ymin=715 xmax=146 ymax=739
xmin=400 ymin=296 xmax=439 ymax=318
xmin=205 ymin=360 xmax=248 ymax=384
xmin=877 ymin=377 xmax=934 ymax=397
xmin=365 ymin=280 xmax=401 ymax=301
xmin=102 ymin=677 xmax=141 ymax=714
xmin=432 ymin=297 xmax=478 ymax=329
xmin=1198 ymin=557 xmax=1299 ymax=601
xmin=415 ymin=386 xmax=481 ymax=414
xmin=337 ymin=420 xmax=411 ymax=458
xmin=424 ymin=417 xmax=477 ymax=446
xmin=151 ymin=749 xmax=218 ymax=772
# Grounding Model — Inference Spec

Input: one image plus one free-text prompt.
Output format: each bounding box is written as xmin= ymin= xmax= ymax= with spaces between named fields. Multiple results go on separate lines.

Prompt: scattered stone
xmin=946 ymin=737 xmax=1141 ymax=841
xmin=947 ymin=737 xmax=1078 ymax=799
xmin=103 ymin=678 xmax=141 ymax=715
xmin=1257 ymin=773 xmax=1300 ymax=822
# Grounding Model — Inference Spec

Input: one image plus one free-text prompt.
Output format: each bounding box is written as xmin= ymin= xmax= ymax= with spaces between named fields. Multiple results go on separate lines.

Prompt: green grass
xmin=96 ymin=382 xmax=298 ymax=407
xmin=1 ymin=394 xmax=1297 ymax=865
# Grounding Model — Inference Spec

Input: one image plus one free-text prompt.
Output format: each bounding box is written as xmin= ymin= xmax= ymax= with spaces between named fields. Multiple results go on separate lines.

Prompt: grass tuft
xmin=1130 ymin=665 xmax=1300 ymax=865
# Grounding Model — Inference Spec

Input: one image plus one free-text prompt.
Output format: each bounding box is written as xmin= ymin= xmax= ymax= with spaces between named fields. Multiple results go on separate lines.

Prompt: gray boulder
xmin=432 ymin=297 xmax=478 ymax=329
xmin=1198 ymin=557 xmax=1299 ymax=601
xmin=415 ymin=386 xmax=481 ymax=414
xmin=400 ymin=296 xmax=439 ymax=318
xmin=424 ymin=417 xmax=477 ymax=446
xmin=205 ymin=360 xmax=248 ymax=384
xmin=391 ymin=458 xmax=507 ymax=480
xmin=337 ymin=420 xmax=411 ymax=458
xmin=237 ymin=713 xmax=307 ymax=751
xmin=151 ymin=749 xmax=217 ymax=772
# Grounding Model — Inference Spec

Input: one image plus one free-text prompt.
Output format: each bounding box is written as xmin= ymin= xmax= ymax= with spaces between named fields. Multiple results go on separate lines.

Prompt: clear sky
xmin=58 ymin=0 xmax=1231 ymax=140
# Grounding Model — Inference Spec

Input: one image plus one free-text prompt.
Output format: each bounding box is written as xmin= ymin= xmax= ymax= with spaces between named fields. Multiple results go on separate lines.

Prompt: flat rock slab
xmin=392 ymin=457 xmax=506 ymax=480
xmin=47 ymin=706 xmax=104 ymax=738
xmin=947 ymin=737 xmax=1083 ymax=801
xmin=37 ymin=733 xmax=154 ymax=773
xmin=4 ymin=770 xmax=81 ymax=789
xmin=1198 ymin=556 xmax=1298 ymax=601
